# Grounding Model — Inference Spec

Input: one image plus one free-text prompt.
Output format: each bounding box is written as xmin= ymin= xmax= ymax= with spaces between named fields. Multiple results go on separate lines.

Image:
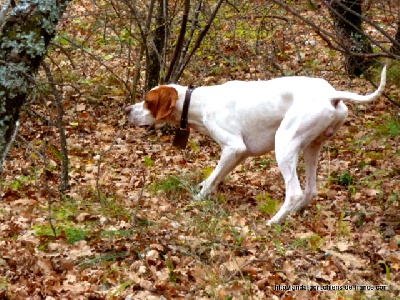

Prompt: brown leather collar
xmin=173 ymin=86 xmax=196 ymax=149
xmin=179 ymin=85 xmax=196 ymax=130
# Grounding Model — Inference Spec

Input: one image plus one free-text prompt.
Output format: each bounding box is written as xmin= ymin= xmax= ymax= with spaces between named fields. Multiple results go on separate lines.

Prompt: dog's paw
xmin=266 ymin=219 xmax=277 ymax=226
xmin=193 ymin=193 xmax=203 ymax=201
xmin=266 ymin=215 xmax=284 ymax=226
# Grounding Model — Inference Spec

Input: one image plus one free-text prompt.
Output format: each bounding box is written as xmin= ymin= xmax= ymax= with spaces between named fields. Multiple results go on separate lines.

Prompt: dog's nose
xmin=125 ymin=106 xmax=132 ymax=113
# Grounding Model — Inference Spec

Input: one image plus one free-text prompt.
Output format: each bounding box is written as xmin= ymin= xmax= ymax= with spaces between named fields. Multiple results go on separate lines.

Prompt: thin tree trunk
xmin=327 ymin=0 xmax=373 ymax=77
xmin=164 ymin=0 xmax=190 ymax=84
xmin=42 ymin=62 xmax=69 ymax=191
xmin=145 ymin=0 xmax=167 ymax=91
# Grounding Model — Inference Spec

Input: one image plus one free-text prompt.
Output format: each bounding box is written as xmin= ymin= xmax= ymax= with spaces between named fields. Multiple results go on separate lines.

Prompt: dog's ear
xmin=144 ymin=86 xmax=178 ymax=121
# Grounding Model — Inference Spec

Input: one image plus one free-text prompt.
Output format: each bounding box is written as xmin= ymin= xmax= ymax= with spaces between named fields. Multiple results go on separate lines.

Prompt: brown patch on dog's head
xmin=144 ymin=86 xmax=178 ymax=121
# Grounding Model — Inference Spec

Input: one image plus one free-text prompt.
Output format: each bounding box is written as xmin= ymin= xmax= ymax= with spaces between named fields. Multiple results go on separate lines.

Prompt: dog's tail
xmin=330 ymin=65 xmax=386 ymax=106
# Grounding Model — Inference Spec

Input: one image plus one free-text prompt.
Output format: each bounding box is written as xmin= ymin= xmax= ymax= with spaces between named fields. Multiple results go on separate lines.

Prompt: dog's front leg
xmin=196 ymin=144 xmax=248 ymax=199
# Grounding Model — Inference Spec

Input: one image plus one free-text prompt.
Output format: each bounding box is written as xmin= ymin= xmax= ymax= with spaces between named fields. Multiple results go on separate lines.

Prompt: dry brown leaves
xmin=0 ymin=1 xmax=399 ymax=299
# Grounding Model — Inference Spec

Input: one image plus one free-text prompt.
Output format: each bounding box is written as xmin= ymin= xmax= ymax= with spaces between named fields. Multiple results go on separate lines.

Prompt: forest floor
xmin=0 ymin=1 xmax=399 ymax=299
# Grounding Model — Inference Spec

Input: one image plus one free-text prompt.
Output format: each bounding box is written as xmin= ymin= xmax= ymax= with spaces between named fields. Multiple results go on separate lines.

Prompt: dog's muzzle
xmin=125 ymin=106 xmax=133 ymax=114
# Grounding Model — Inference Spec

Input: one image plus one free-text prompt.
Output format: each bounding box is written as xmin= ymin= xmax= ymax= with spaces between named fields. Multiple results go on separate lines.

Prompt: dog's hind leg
xmin=295 ymin=140 xmax=322 ymax=212
xmin=267 ymin=138 xmax=303 ymax=225
xmin=267 ymin=104 xmax=337 ymax=225
xmin=296 ymin=105 xmax=348 ymax=212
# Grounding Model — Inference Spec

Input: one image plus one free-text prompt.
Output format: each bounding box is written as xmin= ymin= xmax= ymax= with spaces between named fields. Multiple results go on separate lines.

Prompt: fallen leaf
xmin=326 ymin=250 xmax=365 ymax=268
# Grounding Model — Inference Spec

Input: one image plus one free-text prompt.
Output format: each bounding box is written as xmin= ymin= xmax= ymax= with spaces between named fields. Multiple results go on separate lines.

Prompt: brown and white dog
xmin=126 ymin=67 xmax=386 ymax=224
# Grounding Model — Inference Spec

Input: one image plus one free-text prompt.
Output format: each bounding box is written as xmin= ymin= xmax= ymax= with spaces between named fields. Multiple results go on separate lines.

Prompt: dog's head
xmin=125 ymin=85 xmax=178 ymax=126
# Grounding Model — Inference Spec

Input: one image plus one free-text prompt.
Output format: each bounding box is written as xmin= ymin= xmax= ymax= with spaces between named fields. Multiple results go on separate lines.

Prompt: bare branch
xmin=131 ymin=169 xmax=146 ymax=228
xmin=175 ymin=0 xmax=225 ymax=81
xmin=42 ymin=62 xmax=69 ymax=191
xmin=164 ymin=0 xmax=190 ymax=83
xmin=326 ymin=0 xmax=400 ymax=50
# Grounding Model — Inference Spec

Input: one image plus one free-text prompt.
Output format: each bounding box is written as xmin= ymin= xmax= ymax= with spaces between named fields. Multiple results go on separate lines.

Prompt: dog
xmin=125 ymin=66 xmax=386 ymax=225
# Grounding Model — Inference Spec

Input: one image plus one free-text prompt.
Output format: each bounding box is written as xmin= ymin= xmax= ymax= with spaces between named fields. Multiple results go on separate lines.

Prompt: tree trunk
xmin=327 ymin=0 xmax=373 ymax=77
xmin=0 ymin=0 xmax=70 ymax=171
xmin=145 ymin=0 xmax=167 ymax=92
xmin=390 ymin=21 xmax=400 ymax=55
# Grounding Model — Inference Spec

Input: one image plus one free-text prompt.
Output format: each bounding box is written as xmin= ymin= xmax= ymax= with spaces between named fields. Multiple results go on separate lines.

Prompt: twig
xmin=23 ymin=108 xmax=57 ymax=127
xmin=131 ymin=169 xmax=146 ymax=228
xmin=63 ymin=37 xmax=129 ymax=92
xmin=0 ymin=121 xmax=19 ymax=173
xmin=175 ymin=0 xmax=225 ymax=81
xmin=225 ymin=0 xmax=240 ymax=13
xmin=270 ymin=0 xmax=400 ymax=61
xmin=164 ymin=0 xmax=190 ymax=83
xmin=174 ymin=0 xmax=203 ymax=80
xmin=16 ymin=133 xmax=45 ymax=161
xmin=42 ymin=137 xmax=57 ymax=238
xmin=42 ymin=62 xmax=69 ymax=191
xmin=227 ymin=257 xmax=270 ymax=281
xmin=48 ymin=42 xmax=77 ymax=69
xmin=129 ymin=0 xmax=155 ymax=99
xmin=95 ymin=140 xmax=117 ymax=203
xmin=326 ymin=0 xmax=399 ymax=50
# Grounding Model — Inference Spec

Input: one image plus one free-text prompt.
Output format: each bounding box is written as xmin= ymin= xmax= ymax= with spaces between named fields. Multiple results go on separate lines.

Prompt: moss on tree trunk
xmin=0 ymin=0 xmax=69 ymax=169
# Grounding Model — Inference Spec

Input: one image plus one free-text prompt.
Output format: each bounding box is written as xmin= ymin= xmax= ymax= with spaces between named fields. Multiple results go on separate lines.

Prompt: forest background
xmin=0 ymin=0 xmax=399 ymax=299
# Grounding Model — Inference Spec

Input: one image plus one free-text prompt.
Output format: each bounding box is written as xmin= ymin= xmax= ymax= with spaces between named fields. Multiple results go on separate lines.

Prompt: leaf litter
xmin=0 ymin=1 xmax=399 ymax=299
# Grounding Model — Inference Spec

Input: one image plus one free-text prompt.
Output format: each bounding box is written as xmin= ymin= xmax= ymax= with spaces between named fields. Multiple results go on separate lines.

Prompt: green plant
xmin=231 ymin=227 xmax=245 ymax=247
xmin=251 ymin=157 xmax=272 ymax=171
xmin=337 ymin=171 xmax=354 ymax=186
xmin=149 ymin=174 xmax=200 ymax=200
xmin=101 ymin=229 xmax=135 ymax=239
xmin=109 ymin=280 xmax=133 ymax=297
xmin=270 ymin=220 xmax=291 ymax=236
xmin=54 ymin=197 xmax=79 ymax=220
xmin=272 ymin=240 xmax=286 ymax=255
xmin=166 ymin=259 xmax=179 ymax=285
xmin=202 ymin=166 xmax=215 ymax=180
xmin=189 ymin=140 xmax=200 ymax=153
xmin=307 ymin=234 xmax=324 ymax=251
xmin=143 ymin=155 xmax=154 ymax=167
xmin=64 ymin=228 xmax=87 ymax=244
xmin=148 ymin=175 xmax=188 ymax=197
xmin=337 ymin=211 xmax=350 ymax=237
xmin=100 ymin=196 xmax=131 ymax=220
xmin=375 ymin=115 xmax=400 ymax=138
xmin=33 ymin=224 xmax=87 ymax=244
xmin=8 ymin=175 xmax=32 ymax=190
xmin=256 ymin=193 xmax=280 ymax=216
xmin=388 ymin=191 xmax=399 ymax=206
xmin=186 ymin=199 xmax=229 ymax=240
xmin=289 ymin=233 xmax=324 ymax=252
xmin=290 ymin=238 xmax=308 ymax=250
xmin=0 ymin=276 xmax=7 ymax=291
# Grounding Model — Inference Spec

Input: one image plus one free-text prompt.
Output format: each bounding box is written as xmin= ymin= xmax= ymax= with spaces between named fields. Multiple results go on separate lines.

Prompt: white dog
xmin=126 ymin=67 xmax=386 ymax=224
